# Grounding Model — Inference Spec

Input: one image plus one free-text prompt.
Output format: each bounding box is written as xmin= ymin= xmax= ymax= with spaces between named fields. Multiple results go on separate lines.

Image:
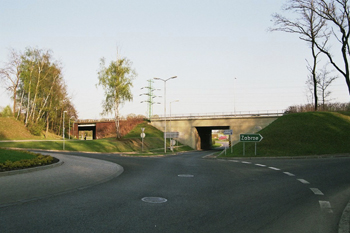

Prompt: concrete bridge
xmin=150 ymin=111 xmax=283 ymax=150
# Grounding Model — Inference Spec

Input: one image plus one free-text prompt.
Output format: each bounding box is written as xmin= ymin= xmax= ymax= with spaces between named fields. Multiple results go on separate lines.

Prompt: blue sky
xmin=1 ymin=0 xmax=349 ymax=119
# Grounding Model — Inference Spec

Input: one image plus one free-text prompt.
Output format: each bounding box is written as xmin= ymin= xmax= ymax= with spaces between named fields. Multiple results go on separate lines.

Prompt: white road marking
xmin=319 ymin=201 xmax=333 ymax=213
xmin=298 ymin=179 xmax=310 ymax=184
xmin=283 ymin=172 xmax=295 ymax=176
xmin=310 ymin=188 xmax=324 ymax=195
xmin=241 ymin=161 xmax=252 ymax=164
xmin=255 ymin=164 xmax=266 ymax=167
xmin=178 ymin=174 xmax=194 ymax=178
xmin=229 ymin=160 xmax=239 ymax=163
xmin=268 ymin=167 xmax=281 ymax=171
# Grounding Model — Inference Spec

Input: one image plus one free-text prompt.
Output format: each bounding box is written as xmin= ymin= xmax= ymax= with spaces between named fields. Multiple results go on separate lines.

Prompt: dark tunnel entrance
xmin=78 ymin=124 xmax=97 ymax=140
xmin=195 ymin=126 xmax=230 ymax=150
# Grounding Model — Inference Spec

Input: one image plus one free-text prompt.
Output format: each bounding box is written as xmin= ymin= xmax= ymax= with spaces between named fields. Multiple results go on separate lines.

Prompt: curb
xmin=0 ymin=159 xmax=64 ymax=177
xmin=339 ymin=201 xmax=350 ymax=233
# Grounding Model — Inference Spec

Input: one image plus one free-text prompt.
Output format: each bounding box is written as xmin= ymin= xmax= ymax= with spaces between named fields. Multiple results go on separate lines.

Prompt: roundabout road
xmin=1 ymin=151 xmax=350 ymax=233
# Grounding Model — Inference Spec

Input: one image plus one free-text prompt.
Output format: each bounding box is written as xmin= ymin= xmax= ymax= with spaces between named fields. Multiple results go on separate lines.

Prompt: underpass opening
xmin=78 ymin=124 xmax=96 ymax=140
xmin=195 ymin=126 xmax=229 ymax=150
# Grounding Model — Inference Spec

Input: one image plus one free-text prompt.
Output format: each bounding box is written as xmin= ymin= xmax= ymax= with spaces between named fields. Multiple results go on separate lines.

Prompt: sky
xmin=1 ymin=0 xmax=349 ymax=119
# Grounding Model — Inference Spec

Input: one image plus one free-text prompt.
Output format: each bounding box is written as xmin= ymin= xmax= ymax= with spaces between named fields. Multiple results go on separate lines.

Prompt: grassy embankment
xmin=220 ymin=111 xmax=350 ymax=157
xmin=0 ymin=118 xmax=191 ymax=155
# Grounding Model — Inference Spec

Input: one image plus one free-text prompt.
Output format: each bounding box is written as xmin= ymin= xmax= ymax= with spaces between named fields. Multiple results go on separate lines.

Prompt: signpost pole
xmin=243 ymin=142 xmax=245 ymax=156
xmin=141 ymin=128 xmax=145 ymax=153
xmin=239 ymin=133 xmax=263 ymax=156
xmin=255 ymin=142 xmax=257 ymax=156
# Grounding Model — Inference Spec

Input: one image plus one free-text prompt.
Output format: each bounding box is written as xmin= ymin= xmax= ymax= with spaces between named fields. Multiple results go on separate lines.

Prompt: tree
xmin=14 ymin=47 xmax=77 ymax=136
xmin=270 ymin=0 xmax=328 ymax=111
xmin=303 ymin=0 xmax=350 ymax=98
xmin=306 ymin=65 xmax=338 ymax=107
xmin=97 ymin=55 xmax=137 ymax=138
xmin=0 ymin=48 xmax=23 ymax=117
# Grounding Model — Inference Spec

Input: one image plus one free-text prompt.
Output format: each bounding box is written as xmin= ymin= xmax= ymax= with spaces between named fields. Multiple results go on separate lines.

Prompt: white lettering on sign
xmin=240 ymin=135 xmax=259 ymax=141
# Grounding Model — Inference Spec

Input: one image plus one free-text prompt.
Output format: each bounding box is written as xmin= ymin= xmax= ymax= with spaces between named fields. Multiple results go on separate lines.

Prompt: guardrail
xmin=151 ymin=110 xmax=286 ymax=120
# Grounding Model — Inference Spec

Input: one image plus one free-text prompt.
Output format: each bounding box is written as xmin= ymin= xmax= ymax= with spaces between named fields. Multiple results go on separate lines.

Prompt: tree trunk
xmin=311 ymin=41 xmax=318 ymax=111
xmin=115 ymin=100 xmax=121 ymax=139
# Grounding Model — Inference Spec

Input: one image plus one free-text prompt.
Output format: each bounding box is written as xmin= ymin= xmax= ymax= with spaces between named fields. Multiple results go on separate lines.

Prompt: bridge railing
xmin=151 ymin=110 xmax=286 ymax=120
xmin=75 ymin=118 xmax=115 ymax=123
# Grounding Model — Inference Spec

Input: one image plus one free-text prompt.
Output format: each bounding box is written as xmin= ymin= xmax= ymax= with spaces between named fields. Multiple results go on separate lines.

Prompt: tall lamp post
xmin=63 ymin=111 xmax=67 ymax=150
xmin=69 ymin=116 xmax=74 ymax=140
xmin=170 ymin=100 xmax=179 ymax=151
xmin=154 ymin=76 xmax=177 ymax=153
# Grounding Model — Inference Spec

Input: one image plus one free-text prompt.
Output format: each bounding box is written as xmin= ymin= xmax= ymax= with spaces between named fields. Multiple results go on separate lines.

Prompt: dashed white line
xmin=319 ymin=201 xmax=333 ymax=213
xmin=283 ymin=172 xmax=295 ymax=176
xmin=229 ymin=160 xmax=239 ymax=163
xmin=268 ymin=167 xmax=281 ymax=171
xmin=310 ymin=188 xmax=324 ymax=195
xmin=255 ymin=164 xmax=266 ymax=167
xmin=241 ymin=161 xmax=252 ymax=164
xmin=298 ymin=179 xmax=310 ymax=184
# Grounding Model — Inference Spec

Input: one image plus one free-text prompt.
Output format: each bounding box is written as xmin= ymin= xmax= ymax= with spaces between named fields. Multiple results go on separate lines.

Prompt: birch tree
xmin=97 ymin=55 xmax=136 ymax=139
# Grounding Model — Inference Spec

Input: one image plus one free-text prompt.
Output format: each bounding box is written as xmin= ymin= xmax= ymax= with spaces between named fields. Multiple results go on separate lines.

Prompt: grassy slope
xmin=221 ymin=112 xmax=350 ymax=157
xmin=0 ymin=117 xmax=61 ymax=140
xmin=0 ymin=117 xmax=35 ymax=140
xmin=0 ymin=121 xmax=190 ymax=153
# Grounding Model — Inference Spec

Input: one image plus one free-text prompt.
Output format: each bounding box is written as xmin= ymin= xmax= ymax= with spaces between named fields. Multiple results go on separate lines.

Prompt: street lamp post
xmin=63 ymin=111 xmax=67 ymax=150
xmin=170 ymin=100 xmax=179 ymax=151
xmin=154 ymin=76 xmax=177 ymax=153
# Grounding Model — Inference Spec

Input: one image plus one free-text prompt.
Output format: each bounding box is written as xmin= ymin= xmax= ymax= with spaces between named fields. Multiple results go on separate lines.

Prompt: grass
xmin=0 ymin=117 xmax=35 ymax=140
xmin=0 ymin=117 xmax=61 ymax=140
xmin=0 ymin=148 xmax=36 ymax=163
xmin=0 ymin=121 xmax=192 ymax=155
xmin=220 ymin=111 xmax=350 ymax=157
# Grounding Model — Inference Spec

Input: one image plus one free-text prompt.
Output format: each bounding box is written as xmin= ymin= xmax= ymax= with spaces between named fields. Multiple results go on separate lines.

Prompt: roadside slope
xmin=0 ymin=117 xmax=34 ymax=140
xmin=225 ymin=112 xmax=350 ymax=157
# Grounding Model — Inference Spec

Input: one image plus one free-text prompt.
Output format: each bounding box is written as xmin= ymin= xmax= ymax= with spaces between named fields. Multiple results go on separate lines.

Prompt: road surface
xmin=1 ymin=151 xmax=350 ymax=233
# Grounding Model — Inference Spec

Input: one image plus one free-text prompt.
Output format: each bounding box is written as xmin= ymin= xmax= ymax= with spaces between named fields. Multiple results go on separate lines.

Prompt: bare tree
xmin=0 ymin=48 xmax=22 ymax=117
xmin=270 ymin=0 xmax=329 ymax=111
xmin=317 ymin=65 xmax=338 ymax=108
xmin=310 ymin=0 xmax=350 ymax=97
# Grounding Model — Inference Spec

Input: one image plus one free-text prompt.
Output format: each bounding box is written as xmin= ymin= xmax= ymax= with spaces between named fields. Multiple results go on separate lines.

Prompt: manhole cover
xmin=141 ymin=197 xmax=167 ymax=203
xmin=178 ymin=174 xmax=194 ymax=178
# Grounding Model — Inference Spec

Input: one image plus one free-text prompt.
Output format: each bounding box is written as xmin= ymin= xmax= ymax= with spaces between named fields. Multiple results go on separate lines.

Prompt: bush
xmin=0 ymin=152 xmax=55 ymax=171
xmin=27 ymin=121 xmax=45 ymax=136
xmin=285 ymin=102 xmax=350 ymax=113
xmin=1 ymin=105 xmax=13 ymax=117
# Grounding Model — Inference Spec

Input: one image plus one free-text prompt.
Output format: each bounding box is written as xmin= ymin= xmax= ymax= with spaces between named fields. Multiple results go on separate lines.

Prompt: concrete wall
xmin=151 ymin=116 xmax=278 ymax=149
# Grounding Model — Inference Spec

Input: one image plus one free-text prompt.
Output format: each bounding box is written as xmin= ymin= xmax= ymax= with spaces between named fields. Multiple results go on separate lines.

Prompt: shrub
xmin=27 ymin=121 xmax=45 ymax=136
xmin=1 ymin=105 xmax=13 ymax=117
xmin=0 ymin=152 xmax=55 ymax=172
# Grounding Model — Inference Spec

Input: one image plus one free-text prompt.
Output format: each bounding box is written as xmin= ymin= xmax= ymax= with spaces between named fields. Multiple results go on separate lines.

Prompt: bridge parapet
xmin=151 ymin=110 xmax=285 ymax=121
xmin=76 ymin=118 xmax=115 ymax=124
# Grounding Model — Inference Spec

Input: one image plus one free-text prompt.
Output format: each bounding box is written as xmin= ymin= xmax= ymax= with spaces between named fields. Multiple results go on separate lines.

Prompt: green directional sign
xmin=240 ymin=134 xmax=263 ymax=142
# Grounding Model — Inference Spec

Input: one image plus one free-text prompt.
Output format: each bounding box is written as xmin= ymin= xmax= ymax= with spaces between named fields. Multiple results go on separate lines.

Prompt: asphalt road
xmin=1 ymin=151 xmax=350 ymax=233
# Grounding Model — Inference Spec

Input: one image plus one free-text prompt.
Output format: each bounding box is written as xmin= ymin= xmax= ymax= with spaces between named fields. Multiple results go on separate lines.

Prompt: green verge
xmin=0 ymin=122 xmax=192 ymax=155
xmin=0 ymin=148 xmax=55 ymax=171
xmin=220 ymin=111 xmax=350 ymax=157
